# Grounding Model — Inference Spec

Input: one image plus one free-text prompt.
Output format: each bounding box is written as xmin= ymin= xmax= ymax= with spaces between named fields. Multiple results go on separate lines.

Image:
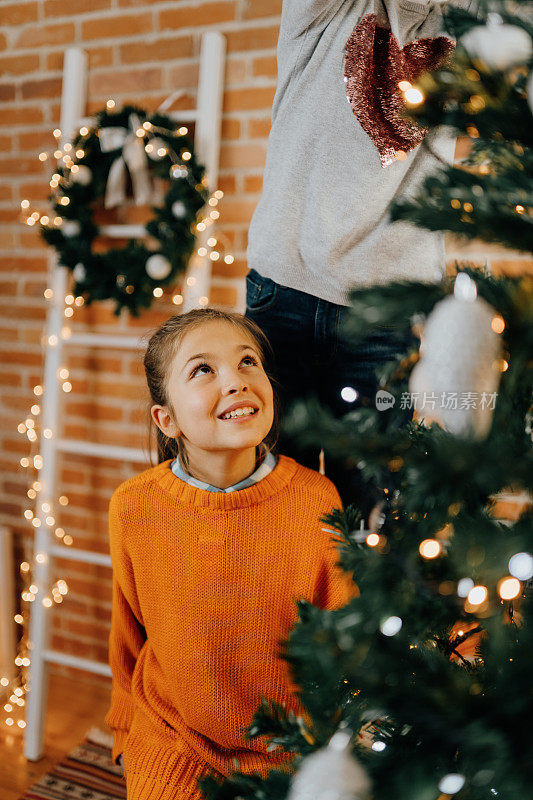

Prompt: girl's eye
xmin=191 ymin=362 xmax=212 ymax=378
xmin=242 ymin=355 xmax=258 ymax=366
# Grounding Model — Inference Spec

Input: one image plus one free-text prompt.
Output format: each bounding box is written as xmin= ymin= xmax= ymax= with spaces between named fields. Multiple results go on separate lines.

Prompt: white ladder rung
xmin=65 ymin=333 xmax=146 ymax=349
xmin=99 ymin=224 xmax=147 ymax=238
xmin=43 ymin=650 xmax=112 ymax=677
xmin=48 ymin=545 xmax=111 ymax=568
xmin=56 ymin=439 xmax=153 ymax=463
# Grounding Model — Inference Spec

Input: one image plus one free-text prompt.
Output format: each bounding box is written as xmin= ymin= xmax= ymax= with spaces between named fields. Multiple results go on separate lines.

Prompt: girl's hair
xmin=143 ymin=308 xmax=280 ymax=467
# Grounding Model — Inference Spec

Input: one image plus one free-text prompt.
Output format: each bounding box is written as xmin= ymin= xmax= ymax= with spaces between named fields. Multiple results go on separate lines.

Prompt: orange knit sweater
xmin=105 ymin=455 xmax=355 ymax=800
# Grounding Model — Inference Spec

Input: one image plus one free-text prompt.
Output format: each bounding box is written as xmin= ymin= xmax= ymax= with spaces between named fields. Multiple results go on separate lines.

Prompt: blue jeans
xmin=245 ymin=269 xmax=415 ymax=517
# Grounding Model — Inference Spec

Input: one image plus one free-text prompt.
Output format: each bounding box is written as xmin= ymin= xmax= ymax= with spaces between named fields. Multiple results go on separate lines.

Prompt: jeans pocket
xmin=246 ymin=269 xmax=278 ymax=312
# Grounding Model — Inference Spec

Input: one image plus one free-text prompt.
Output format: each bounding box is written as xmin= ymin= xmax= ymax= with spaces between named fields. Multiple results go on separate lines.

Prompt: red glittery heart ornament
xmin=344 ymin=13 xmax=454 ymax=167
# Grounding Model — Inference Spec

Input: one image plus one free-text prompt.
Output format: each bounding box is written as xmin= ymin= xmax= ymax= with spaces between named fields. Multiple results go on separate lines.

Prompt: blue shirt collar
xmin=170 ymin=450 xmax=278 ymax=493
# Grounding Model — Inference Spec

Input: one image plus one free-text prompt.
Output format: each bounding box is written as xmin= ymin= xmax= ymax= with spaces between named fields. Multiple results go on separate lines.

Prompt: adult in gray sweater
xmin=245 ymin=0 xmax=468 ymax=516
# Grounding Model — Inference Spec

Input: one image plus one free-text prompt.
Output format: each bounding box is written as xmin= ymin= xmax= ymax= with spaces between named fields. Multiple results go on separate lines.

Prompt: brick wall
xmin=0 ymin=0 xmax=531 ymax=695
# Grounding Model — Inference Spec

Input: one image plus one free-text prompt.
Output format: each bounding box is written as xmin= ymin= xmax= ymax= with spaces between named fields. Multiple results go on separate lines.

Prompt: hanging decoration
xmin=409 ymin=273 xmax=504 ymax=439
xmin=40 ymin=104 xmax=209 ymax=317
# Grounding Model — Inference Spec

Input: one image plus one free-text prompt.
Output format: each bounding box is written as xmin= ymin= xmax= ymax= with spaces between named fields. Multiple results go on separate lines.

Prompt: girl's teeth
xmin=222 ymin=406 xmax=256 ymax=419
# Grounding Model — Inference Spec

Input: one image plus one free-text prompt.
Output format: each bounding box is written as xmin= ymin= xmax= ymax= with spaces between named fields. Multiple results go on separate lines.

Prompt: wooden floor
xmin=0 ymin=671 xmax=112 ymax=800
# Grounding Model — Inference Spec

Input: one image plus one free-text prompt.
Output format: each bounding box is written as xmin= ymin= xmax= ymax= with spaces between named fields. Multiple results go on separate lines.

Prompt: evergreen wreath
xmin=41 ymin=104 xmax=208 ymax=316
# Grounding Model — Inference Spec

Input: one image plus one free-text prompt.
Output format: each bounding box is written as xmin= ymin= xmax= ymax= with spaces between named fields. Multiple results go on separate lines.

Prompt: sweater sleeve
xmin=313 ymin=484 xmax=358 ymax=611
xmin=104 ymin=491 xmax=147 ymax=766
xmin=281 ymin=0 xmax=347 ymax=38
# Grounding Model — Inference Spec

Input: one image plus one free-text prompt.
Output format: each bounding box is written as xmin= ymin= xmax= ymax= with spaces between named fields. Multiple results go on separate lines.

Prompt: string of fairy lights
xmin=2 ymin=98 xmax=236 ymax=732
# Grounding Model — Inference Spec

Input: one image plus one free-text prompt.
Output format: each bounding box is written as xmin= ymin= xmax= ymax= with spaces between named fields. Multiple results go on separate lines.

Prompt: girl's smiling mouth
xmin=217 ymin=401 xmax=259 ymax=421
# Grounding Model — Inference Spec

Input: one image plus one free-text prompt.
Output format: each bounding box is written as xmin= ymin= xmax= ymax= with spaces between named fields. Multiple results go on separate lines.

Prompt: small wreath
xmin=41 ymin=104 xmax=208 ymax=316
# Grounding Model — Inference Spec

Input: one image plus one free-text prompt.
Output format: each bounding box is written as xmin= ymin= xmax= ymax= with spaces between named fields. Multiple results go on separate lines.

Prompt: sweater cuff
xmin=112 ymin=728 xmax=129 ymax=765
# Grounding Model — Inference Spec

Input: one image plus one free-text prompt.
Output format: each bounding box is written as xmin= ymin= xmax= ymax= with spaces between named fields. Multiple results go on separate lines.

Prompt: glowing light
xmin=173 ymin=294 xmax=183 ymax=305
xmin=53 ymin=129 xmax=61 ymax=138
xmin=20 ymin=562 xmax=30 ymax=573
xmin=21 ymin=199 xmax=30 ymax=209
xmin=214 ymin=190 xmax=224 ymax=199
xmin=182 ymin=151 xmax=191 ymax=161
xmin=207 ymin=237 xmax=217 ymax=246
xmin=209 ymin=251 xmax=220 ymax=261
xmin=372 ymin=741 xmax=387 ymax=752
xmin=145 ymin=144 xmax=153 ymax=153
xmin=153 ymin=287 xmax=163 ymax=298
xmin=62 ymin=382 xmax=72 ymax=392
xmin=208 ymin=198 xmax=218 ymax=206
xmin=463 ymin=202 xmax=473 ymax=213
xmin=178 ymin=126 xmax=188 ymax=135
xmin=198 ymin=247 xmax=208 ymax=257
xmin=48 ymin=335 xmax=58 ymax=346
xmin=341 ymin=386 xmax=358 ymax=403
xmin=467 ymin=585 xmax=487 ymax=606
xmin=35 ymin=552 xmax=47 ymax=563
xmin=80 ymin=126 xmax=89 ymax=136
xmin=58 ymin=368 xmax=69 ymax=379
xmin=136 ymin=128 xmax=145 ymax=138
xmin=451 ymin=199 xmax=461 ymax=209
xmin=419 ymin=539 xmax=441 ymax=559
xmin=39 ymin=152 xmax=48 ymax=161
xmin=398 ymin=80 xmax=411 ymax=91
xmin=59 ymin=496 xmax=69 ymax=506
xmin=20 ymin=458 xmax=30 ymax=468
xmin=199 ymin=296 xmax=209 ymax=306
xmin=498 ymin=577 xmax=521 ymax=600
xmin=224 ymin=255 xmax=234 ymax=264
xmin=509 ymin=552 xmax=533 ymax=581
xmin=366 ymin=533 xmax=380 ymax=547
xmin=106 ymin=99 xmax=115 ymax=109
xmin=76 ymin=149 xmax=85 ymax=159
xmin=515 ymin=205 xmax=525 ymax=214
xmin=404 ymin=87 xmax=424 ymax=105
xmin=209 ymin=210 xmax=220 ymax=219
xmin=143 ymin=121 xmax=152 ymax=130
xmin=40 ymin=216 xmax=49 ymax=226
xmin=491 ymin=315 xmax=505 ymax=334
xmin=157 ymin=147 xmax=167 ymax=157
xmin=64 ymin=142 xmax=72 ymax=151
xmin=186 ymin=276 xmax=196 ymax=286
xmin=439 ymin=775 xmax=465 ymax=795
xmin=380 ymin=616 xmax=402 ymax=636
xmin=64 ymin=307 xmax=74 ymax=318
xmin=59 ymin=197 xmax=70 ymax=206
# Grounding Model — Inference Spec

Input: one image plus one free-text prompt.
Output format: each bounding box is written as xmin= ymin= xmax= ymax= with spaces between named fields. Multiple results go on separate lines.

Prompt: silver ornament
xmin=409 ymin=274 xmax=503 ymax=439
xmin=171 ymin=200 xmax=187 ymax=218
xmin=145 ymin=253 xmax=172 ymax=280
xmin=460 ymin=22 xmax=532 ymax=71
xmin=70 ymin=165 xmax=92 ymax=186
xmin=287 ymin=730 xmax=371 ymax=800
xmin=61 ymin=220 xmax=81 ymax=237
xmin=73 ymin=262 xmax=86 ymax=282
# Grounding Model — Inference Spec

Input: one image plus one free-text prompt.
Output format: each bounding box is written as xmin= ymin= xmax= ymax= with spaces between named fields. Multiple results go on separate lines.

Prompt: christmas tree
xmin=199 ymin=1 xmax=533 ymax=798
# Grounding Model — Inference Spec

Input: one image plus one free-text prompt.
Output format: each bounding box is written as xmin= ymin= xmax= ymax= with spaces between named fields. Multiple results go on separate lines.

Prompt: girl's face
xmin=157 ymin=320 xmax=274 ymax=457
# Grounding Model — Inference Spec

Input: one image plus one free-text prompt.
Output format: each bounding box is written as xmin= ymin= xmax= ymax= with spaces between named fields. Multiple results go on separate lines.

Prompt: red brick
xmin=81 ymin=13 xmax=153 ymax=40
xmin=212 ymin=258 xmax=247 ymax=279
xmin=16 ymin=22 xmax=76 ymax=49
xmin=1 ymin=2 xmax=39 ymax=24
xmin=249 ymin=117 xmax=271 ymax=138
xmin=44 ymin=0 xmax=111 ymax=16
xmin=221 ymin=118 xmax=241 ymax=140
xmin=0 ymin=85 xmax=16 ymax=102
xmin=120 ymin=35 xmax=194 ymax=63
xmin=46 ymin=46 xmax=114 ymax=71
xmin=223 ymin=85 xmax=276 ymax=112
xmin=209 ymin=284 xmax=238 ymax=308
xmin=0 ymin=135 xmax=12 ymax=152
xmin=0 ymin=105 xmax=43 ymax=126
xmin=88 ymin=67 xmax=162 ymax=95
xmin=243 ymin=174 xmax=263 ymax=193
xmin=21 ymin=77 xmax=62 ymax=100
xmin=160 ymin=2 xmax=236 ymax=30
xmin=0 ymin=157 xmax=43 ymax=176
xmin=166 ymin=63 xmax=199 ymax=89
xmin=0 ymin=54 xmax=40 ymax=76
xmin=241 ymin=0 xmax=282 ymax=18
xmin=220 ymin=142 xmax=266 ymax=169
xmin=252 ymin=55 xmax=277 ymax=78
xmin=225 ymin=25 xmax=278 ymax=53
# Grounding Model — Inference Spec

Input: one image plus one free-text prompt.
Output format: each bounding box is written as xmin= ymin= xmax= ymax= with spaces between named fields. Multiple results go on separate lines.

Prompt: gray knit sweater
xmin=247 ymin=0 xmax=468 ymax=306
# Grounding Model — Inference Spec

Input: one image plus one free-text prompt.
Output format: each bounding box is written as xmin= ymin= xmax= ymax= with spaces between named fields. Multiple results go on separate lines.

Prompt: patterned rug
xmin=19 ymin=728 xmax=126 ymax=799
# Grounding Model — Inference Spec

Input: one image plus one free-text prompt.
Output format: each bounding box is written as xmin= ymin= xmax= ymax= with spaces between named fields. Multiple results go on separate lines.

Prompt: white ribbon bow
xmin=100 ymin=113 xmax=154 ymax=208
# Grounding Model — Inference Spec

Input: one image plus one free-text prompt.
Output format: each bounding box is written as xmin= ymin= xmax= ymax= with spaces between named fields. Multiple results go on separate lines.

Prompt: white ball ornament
xmin=287 ymin=730 xmax=371 ymax=800
xmin=460 ymin=22 xmax=533 ymax=71
xmin=73 ymin=263 xmax=86 ymax=282
xmin=61 ymin=220 xmax=81 ymax=237
xmin=145 ymin=254 xmax=172 ymax=280
xmin=171 ymin=200 xmax=187 ymax=219
xmin=409 ymin=273 xmax=503 ymax=440
xmin=70 ymin=165 xmax=92 ymax=186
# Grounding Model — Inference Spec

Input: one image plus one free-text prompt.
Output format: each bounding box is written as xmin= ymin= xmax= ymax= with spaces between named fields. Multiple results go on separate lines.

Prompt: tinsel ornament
xmin=459 ymin=18 xmax=533 ymax=71
xmin=286 ymin=730 xmax=371 ymax=800
xmin=409 ymin=273 xmax=503 ymax=439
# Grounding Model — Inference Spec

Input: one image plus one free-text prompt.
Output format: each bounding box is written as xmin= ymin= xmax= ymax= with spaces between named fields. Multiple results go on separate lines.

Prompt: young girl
xmin=105 ymin=308 xmax=355 ymax=800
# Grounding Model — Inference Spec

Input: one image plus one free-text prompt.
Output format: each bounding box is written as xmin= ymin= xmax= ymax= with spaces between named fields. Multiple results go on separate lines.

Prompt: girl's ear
xmin=151 ymin=405 xmax=180 ymax=438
